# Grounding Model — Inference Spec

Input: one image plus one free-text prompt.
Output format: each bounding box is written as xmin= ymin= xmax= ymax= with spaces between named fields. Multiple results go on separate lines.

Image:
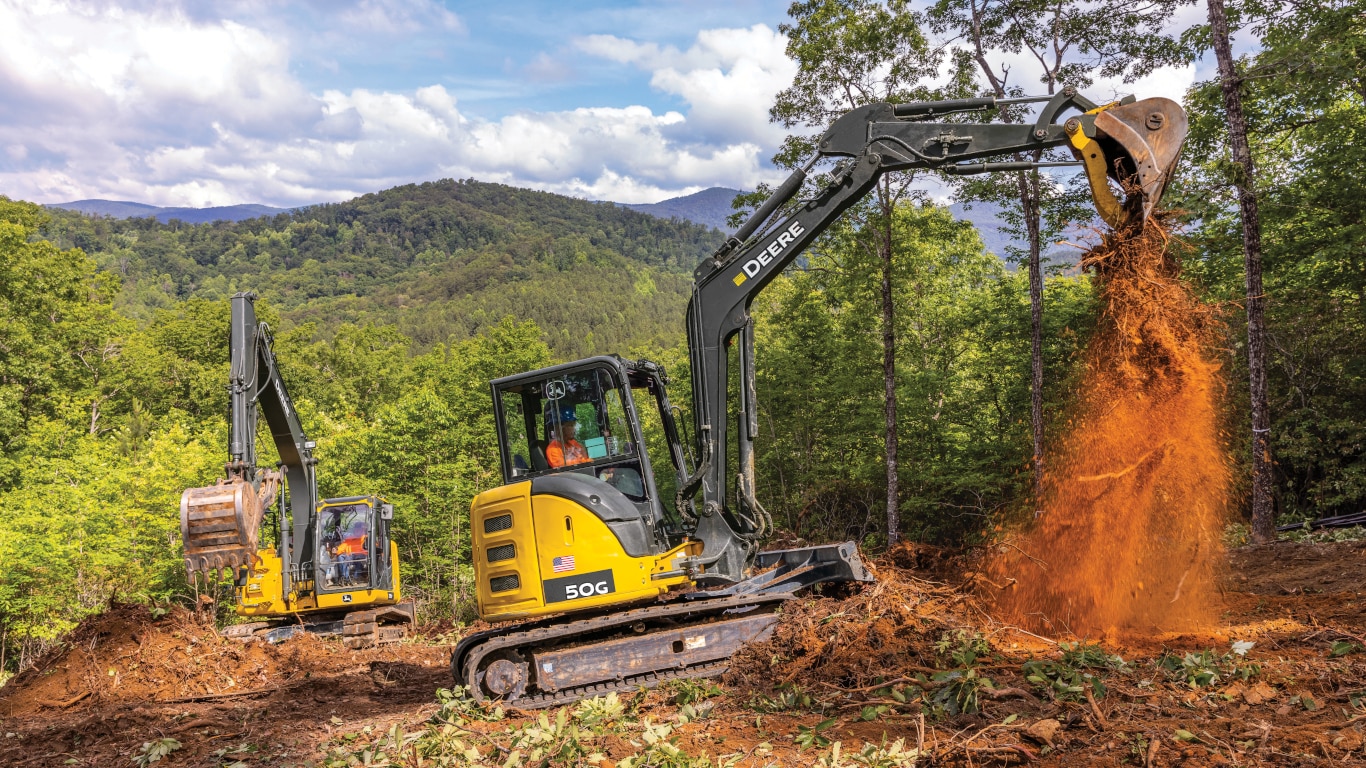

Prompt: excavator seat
xmin=531 ymin=441 xmax=550 ymax=472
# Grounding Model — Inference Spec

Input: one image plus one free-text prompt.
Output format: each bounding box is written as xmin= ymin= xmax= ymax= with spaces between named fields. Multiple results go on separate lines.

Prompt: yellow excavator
xmin=452 ymin=88 xmax=1188 ymax=706
xmin=179 ymin=292 xmax=413 ymax=647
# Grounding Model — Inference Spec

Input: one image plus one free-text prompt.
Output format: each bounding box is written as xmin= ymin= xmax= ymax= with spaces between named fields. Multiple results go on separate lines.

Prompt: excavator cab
xmin=473 ymin=356 xmax=699 ymax=622
xmin=316 ymin=496 xmax=396 ymax=592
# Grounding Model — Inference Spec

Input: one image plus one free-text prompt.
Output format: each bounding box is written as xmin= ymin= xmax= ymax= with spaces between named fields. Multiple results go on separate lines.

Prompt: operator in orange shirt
xmin=545 ymin=406 xmax=589 ymax=468
xmin=334 ymin=520 xmax=369 ymax=585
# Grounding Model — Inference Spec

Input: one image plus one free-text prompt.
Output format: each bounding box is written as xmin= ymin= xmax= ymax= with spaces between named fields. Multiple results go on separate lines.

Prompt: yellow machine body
xmin=235 ymin=540 xmax=402 ymax=618
xmin=472 ymin=481 xmax=699 ymax=622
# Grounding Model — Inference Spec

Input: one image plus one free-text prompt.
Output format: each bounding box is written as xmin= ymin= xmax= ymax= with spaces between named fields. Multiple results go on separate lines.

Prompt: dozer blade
xmin=1070 ymin=97 xmax=1188 ymax=228
xmin=180 ymin=477 xmax=271 ymax=580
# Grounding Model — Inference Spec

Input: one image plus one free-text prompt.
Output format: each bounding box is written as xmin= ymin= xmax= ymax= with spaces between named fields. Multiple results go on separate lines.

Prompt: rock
xmin=1026 ymin=718 xmax=1062 ymax=746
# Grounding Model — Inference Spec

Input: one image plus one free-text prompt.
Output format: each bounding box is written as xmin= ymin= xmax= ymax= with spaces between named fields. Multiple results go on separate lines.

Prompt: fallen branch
xmin=980 ymin=687 xmax=1041 ymax=705
xmin=823 ymin=671 xmax=942 ymax=693
xmin=962 ymin=744 xmax=1038 ymax=762
xmin=1313 ymin=626 xmax=1366 ymax=648
xmin=1084 ymin=687 xmax=1109 ymax=730
xmin=159 ymin=687 xmax=278 ymax=704
xmin=39 ymin=690 xmax=91 ymax=709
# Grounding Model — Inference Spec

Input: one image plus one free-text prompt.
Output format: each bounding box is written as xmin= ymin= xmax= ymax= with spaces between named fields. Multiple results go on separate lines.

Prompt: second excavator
xmin=452 ymin=88 xmax=1188 ymax=707
xmin=179 ymin=293 xmax=414 ymax=647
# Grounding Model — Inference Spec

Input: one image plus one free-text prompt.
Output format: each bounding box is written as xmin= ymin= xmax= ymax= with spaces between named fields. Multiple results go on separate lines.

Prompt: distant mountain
xmin=49 ymin=199 xmax=291 ymax=224
xmin=622 ymin=187 xmax=1085 ymax=266
xmin=950 ymin=200 xmax=1098 ymax=271
xmin=40 ymin=179 xmax=725 ymax=360
xmin=622 ymin=188 xmax=740 ymax=232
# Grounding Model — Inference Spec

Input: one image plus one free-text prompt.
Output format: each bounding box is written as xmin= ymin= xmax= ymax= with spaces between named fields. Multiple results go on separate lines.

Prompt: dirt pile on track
xmin=990 ymin=217 xmax=1231 ymax=636
xmin=727 ymin=549 xmax=977 ymax=690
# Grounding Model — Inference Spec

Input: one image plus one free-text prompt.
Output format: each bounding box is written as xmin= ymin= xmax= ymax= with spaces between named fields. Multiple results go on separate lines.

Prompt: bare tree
xmin=763 ymin=0 xmax=972 ymax=544
xmin=927 ymin=0 xmax=1190 ymax=507
xmin=1206 ymin=0 xmax=1274 ymax=541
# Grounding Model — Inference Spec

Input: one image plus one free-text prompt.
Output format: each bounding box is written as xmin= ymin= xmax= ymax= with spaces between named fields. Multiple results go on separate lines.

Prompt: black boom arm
xmin=227 ymin=292 xmax=320 ymax=575
xmin=676 ymin=87 xmax=1179 ymax=583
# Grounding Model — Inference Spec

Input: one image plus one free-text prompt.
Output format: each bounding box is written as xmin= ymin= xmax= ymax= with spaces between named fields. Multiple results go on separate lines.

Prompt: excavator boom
xmin=181 ymin=294 xmax=310 ymax=582
xmin=678 ymin=88 xmax=1189 ymax=582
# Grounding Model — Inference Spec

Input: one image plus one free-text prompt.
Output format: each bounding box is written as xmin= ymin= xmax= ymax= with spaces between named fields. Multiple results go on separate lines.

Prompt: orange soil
xmin=990 ymin=218 xmax=1231 ymax=636
xmin=2 ymin=543 xmax=1366 ymax=766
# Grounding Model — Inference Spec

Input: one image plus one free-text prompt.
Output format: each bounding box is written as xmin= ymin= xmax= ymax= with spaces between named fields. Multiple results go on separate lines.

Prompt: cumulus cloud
xmin=577 ymin=24 xmax=796 ymax=147
xmin=0 ymin=1 xmax=791 ymax=207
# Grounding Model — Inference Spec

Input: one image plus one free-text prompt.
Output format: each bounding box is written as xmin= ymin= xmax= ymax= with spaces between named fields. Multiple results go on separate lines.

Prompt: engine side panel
xmin=472 ymin=481 xmax=696 ymax=622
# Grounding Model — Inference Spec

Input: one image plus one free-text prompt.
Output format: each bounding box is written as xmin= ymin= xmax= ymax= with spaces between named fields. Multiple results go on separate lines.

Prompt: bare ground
xmin=4 ymin=540 xmax=1366 ymax=766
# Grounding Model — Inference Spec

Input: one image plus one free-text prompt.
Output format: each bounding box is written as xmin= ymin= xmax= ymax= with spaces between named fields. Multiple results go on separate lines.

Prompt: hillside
xmin=49 ymin=199 xmax=292 ymax=224
xmin=622 ymin=186 xmax=740 ymax=232
xmin=41 ymin=179 xmax=726 ymax=358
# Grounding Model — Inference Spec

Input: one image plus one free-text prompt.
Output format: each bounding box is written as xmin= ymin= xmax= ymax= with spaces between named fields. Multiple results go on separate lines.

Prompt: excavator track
xmin=454 ymin=593 xmax=790 ymax=708
xmin=222 ymin=603 xmax=416 ymax=648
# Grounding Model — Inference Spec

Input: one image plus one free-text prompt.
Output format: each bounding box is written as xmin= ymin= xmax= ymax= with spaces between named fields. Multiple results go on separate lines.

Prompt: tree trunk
xmin=881 ymin=222 xmax=900 ymax=544
xmin=1208 ymin=0 xmax=1274 ymax=542
xmin=1016 ymin=169 xmax=1046 ymax=511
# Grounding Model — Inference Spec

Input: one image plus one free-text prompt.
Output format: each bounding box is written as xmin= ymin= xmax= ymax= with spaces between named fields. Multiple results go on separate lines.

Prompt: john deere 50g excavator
xmin=179 ymin=292 xmax=414 ymax=647
xmin=451 ymin=88 xmax=1188 ymax=707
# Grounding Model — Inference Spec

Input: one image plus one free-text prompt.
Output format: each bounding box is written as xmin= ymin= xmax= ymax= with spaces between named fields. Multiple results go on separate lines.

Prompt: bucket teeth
xmin=180 ymin=478 xmax=267 ymax=581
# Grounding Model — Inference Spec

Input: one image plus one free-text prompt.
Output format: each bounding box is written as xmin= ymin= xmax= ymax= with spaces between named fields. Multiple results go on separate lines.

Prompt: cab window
xmin=319 ymin=503 xmax=371 ymax=589
xmin=498 ymin=366 xmax=640 ymax=480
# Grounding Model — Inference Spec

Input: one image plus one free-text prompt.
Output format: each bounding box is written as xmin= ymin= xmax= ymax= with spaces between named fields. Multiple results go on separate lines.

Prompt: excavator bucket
xmin=1068 ymin=97 xmax=1188 ymax=228
xmin=180 ymin=476 xmax=276 ymax=581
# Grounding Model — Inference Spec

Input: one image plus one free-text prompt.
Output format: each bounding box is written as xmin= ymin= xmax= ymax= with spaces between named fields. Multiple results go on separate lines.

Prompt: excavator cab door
xmin=315 ymin=496 xmax=393 ymax=593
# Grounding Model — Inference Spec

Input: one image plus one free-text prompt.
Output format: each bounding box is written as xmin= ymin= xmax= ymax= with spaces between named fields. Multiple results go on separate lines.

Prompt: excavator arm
xmin=180 ymin=292 xmax=319 ymax=583
xmin=675 ymin=87 xmax=1187 ymax=583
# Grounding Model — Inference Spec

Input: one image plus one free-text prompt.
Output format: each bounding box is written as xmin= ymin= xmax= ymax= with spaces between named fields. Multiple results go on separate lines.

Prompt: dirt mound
xmin=727 ymin=560 xmax=975 ymax=690
xmin=0 ymin=602 xmax=451 ymax=767
xmin=0 ymin=602 xmax=449 ymax=719
xmin=1 ymin=604 xmax=289 ymax=715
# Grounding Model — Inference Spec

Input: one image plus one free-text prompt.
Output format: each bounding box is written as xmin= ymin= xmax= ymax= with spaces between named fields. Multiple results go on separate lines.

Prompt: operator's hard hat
xmin=546 ymin=406 xmax=577 ymax=423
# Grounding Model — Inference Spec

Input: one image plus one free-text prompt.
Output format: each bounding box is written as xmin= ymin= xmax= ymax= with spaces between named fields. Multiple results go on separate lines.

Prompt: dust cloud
xmin=991 ymin=217 xmax=1231 ymax=636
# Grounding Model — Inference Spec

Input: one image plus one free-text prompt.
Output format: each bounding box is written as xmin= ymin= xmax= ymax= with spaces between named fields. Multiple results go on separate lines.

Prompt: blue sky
xmin=0 ymin=0 xmax=1212 ymax=209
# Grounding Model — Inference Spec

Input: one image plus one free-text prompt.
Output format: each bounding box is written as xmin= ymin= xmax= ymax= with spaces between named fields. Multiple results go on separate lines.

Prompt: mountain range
xmin=50 ymin=185 xmax=1088 ymax=265
xmin=48 ymin=199 xmax=291 ymax=224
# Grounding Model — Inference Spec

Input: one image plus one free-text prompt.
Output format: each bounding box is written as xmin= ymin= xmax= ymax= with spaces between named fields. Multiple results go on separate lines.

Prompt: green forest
xmin=1 ymin=0 xmax=1360 ymax=685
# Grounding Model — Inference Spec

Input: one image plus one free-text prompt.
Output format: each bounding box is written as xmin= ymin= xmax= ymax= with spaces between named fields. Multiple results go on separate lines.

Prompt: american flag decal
xmin=552 ymin=555 xmax=576 ymax=573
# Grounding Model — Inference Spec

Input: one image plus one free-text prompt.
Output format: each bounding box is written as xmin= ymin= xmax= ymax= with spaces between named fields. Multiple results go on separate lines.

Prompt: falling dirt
xmin=989 ymin=216 xmax=1231 ymax=637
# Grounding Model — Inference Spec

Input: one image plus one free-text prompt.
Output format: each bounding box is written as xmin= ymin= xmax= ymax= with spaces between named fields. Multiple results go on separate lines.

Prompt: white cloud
xmin=0 ymin=2 xmax=788 ymax=207
xmin=335 ymin=0 xmax=464 ymax=36
xmin=577 ymin=24 xmax=796 ymax=147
